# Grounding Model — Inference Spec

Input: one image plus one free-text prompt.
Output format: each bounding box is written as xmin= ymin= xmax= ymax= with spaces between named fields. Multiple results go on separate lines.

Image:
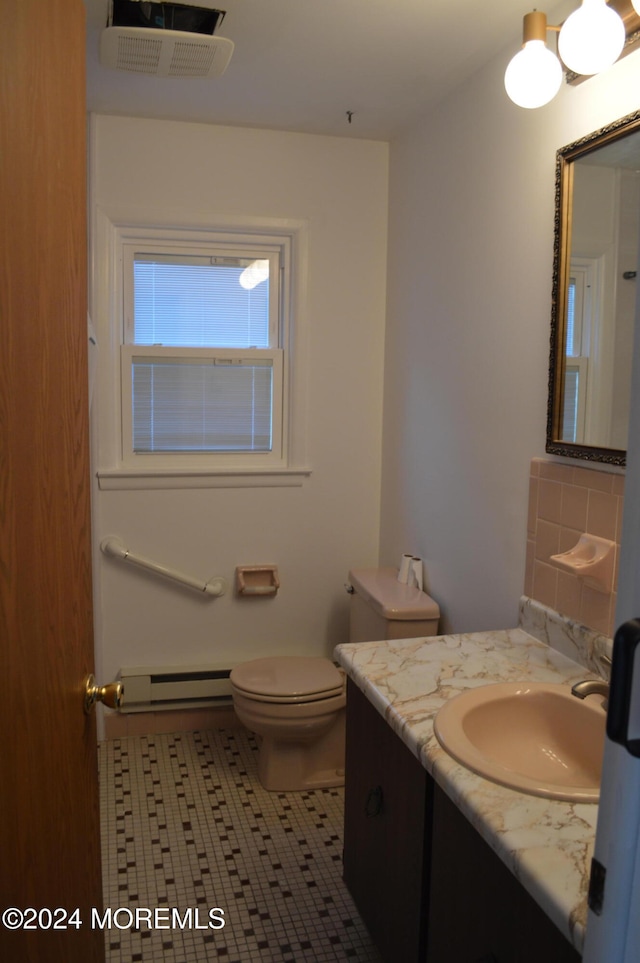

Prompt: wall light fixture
xmin=505 ymin=0 xmax=638 ymax=108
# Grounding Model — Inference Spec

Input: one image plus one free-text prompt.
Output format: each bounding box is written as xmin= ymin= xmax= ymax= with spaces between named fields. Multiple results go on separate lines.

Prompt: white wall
xmin=89 ymin=115 xmax=388 ymax=684
xmin=380 ymin=36 xmax=640 ymax=634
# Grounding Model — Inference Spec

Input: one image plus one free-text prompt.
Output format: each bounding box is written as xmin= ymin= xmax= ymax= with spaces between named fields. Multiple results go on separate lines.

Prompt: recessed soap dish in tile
xmin=549 ymin=534 xmax=615 ymax=593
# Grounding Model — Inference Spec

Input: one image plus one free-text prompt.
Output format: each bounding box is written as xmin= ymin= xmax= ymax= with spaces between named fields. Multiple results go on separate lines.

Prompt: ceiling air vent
xmin=100 ymin=1 xmax=234 ymax=78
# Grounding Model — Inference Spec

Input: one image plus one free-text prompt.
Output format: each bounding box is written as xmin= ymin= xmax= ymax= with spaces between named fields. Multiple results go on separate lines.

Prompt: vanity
xmin=331 ymin=104 xmax=639 ymax=963
xmin=335 ymin=598 xmax=611 ymax=962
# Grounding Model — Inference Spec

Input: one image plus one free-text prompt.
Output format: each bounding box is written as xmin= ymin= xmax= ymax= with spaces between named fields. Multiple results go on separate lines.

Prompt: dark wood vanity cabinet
xmin=427 ymin=786 xmax=581 ymax=963
xmin=343 ymin=679 xmax=433 ymax=962
xmin=343 ymin=679 xmax=582 ymax=963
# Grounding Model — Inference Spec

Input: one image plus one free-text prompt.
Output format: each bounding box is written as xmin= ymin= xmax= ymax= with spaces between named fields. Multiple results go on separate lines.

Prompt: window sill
xmin=96 ymin=467 xmax=312 ymax=491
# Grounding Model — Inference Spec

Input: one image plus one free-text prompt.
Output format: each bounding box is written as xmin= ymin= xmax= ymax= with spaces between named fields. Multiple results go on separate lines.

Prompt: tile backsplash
xmin=524 ymin=458 xmax=624 ymax=639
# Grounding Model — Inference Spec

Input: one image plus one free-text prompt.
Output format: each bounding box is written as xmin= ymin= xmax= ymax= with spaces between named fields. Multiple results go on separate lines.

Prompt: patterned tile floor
xmin=99 ymin=728 xmax=382 ymax=962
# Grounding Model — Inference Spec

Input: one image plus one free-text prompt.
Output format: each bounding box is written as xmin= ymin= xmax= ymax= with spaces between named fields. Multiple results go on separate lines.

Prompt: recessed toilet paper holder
xmin=549 ymin=533 xmax=615 ymax=593
xmin=236 ymin=565 xmax=280 ymax=597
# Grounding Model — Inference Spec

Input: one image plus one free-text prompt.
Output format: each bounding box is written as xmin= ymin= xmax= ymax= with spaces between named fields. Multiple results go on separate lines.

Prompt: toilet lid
xmin=230 ymin=656 xmax=344 ymax=702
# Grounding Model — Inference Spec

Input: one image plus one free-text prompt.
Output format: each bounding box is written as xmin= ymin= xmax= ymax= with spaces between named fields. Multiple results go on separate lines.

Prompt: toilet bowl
xmin=230 ymin=570 xmax=439 ymax=792
xmin=230 ymin=656 xmax=346 ymax=792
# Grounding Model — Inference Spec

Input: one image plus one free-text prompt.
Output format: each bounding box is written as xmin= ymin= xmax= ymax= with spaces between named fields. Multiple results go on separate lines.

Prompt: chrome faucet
xmin=571 ymin=678 xmax=610 ymax=703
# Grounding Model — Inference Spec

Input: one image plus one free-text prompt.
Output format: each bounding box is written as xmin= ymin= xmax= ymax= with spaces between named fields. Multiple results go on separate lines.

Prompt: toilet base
xmin=254 ymin=707 xmax=346 ymax=792
xmin=230 ymin=658 xmax=346 ymax=792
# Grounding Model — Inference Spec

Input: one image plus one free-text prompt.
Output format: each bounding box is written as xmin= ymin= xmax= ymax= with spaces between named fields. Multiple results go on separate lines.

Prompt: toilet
xmin=230 ymin=656 xmax=347 ymax=792
xmin=230 ymin=567 xmax=440 ymax=792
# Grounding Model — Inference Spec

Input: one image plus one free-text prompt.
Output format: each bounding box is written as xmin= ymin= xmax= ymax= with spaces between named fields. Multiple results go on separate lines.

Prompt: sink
xmin=434 ymin=682 xmax=606 ymax=802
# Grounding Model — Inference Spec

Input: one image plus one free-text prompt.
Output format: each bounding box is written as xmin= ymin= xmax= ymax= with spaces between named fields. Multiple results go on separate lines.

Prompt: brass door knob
xmin=84 ymin=675 xmax=124 ymax=714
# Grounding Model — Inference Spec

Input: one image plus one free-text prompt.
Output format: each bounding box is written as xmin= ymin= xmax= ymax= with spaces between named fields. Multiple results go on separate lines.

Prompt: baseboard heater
xmin=118 ymin=664 xmax=235 ymax=713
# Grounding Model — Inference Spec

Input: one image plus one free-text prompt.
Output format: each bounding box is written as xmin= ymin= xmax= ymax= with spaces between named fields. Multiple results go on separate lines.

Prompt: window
xmin=561 ymin=260 xmax=593 ymax=444
xmin=120 ymin=239 xmax=287 ymax=470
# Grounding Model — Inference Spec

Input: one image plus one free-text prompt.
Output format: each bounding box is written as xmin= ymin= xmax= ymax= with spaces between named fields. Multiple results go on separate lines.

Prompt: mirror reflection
xmin=547 ymin=109 xmax=640 ymax=466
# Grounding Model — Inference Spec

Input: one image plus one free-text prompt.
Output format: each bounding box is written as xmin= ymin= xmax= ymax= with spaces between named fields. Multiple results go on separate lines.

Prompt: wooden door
xmin=0 ymin=1 xmax=104 ymax=960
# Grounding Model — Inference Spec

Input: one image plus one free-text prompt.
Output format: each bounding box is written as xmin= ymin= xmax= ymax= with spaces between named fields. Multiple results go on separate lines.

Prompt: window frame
xmin=561 ymin=266 xmax=591 ymax=443
xmin=120 ymin=345 xmax=284 ymax=468
xmin=91 ymin=216 xmax=311 ymax=489
xmin=561 ymin=254 xmax=615 ymax=448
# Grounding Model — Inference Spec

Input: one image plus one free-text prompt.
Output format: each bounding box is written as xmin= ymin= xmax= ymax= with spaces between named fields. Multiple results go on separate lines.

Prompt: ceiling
xmin=84 ymin=0 xmax=525 ymax=140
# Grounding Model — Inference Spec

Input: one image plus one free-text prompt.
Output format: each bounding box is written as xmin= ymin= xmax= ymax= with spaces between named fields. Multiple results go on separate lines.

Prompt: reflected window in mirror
xmin=561 ymin=262 xmax=592 ymax=444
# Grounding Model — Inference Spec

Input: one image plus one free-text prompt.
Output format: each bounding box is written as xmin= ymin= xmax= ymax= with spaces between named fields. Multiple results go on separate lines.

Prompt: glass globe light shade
xmin=504 ymin=41 xmax=563 ymax=109
xmin=632 ymin=0 xmax=640 ymax=14
xmin=558 ymin=0 xmax=625 ymax=75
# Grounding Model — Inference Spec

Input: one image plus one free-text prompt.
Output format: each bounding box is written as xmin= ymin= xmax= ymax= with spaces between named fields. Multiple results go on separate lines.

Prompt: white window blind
xmin=133 ymin=254 xmax=271 ymax=348
xmin=563 ymin=366 xmax=580 ymax=443
xmin=131 ymin=355 xmax=274 ymax=453
xmin=562 ymin=359 xmax=588 ymax=444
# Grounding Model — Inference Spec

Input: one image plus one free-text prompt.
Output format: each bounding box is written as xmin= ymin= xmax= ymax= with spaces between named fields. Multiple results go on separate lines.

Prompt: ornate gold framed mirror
xmin=546 ymin=108 xmax=640 ymax=467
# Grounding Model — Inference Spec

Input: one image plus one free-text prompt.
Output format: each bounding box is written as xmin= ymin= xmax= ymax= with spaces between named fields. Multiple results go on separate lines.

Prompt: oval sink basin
xmin=434 ymin=682 xmax=606 ymax=802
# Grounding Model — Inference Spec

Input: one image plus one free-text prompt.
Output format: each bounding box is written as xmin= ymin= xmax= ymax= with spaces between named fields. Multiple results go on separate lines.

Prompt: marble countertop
xmin=334 ymin=598 xmax=612 ymax=955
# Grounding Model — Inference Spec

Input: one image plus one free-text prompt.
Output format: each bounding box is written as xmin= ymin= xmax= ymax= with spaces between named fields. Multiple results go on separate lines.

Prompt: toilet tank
xmin=347 ymin=567 xmax=440 ymax=643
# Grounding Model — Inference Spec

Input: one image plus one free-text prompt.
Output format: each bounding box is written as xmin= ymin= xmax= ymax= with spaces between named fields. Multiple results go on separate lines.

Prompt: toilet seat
xmin=230 ymin=656 xmax=344 ymax=705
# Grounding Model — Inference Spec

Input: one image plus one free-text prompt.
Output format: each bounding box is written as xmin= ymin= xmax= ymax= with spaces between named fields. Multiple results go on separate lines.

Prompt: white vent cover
xmin=100 ymin=26 xmax=234 ymax=77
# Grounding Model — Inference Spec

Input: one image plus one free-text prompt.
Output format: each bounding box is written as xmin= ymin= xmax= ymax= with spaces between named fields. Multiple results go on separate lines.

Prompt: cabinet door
xmin=427 ymin=785 xmax=582 ymax=963
xmin=343 ymin=680 xmax=432 ymax=963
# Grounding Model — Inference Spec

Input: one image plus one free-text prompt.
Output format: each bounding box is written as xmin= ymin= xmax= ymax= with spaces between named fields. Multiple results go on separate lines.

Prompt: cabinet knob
xmin=365 ymin=785 xmax=384 ymax=817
